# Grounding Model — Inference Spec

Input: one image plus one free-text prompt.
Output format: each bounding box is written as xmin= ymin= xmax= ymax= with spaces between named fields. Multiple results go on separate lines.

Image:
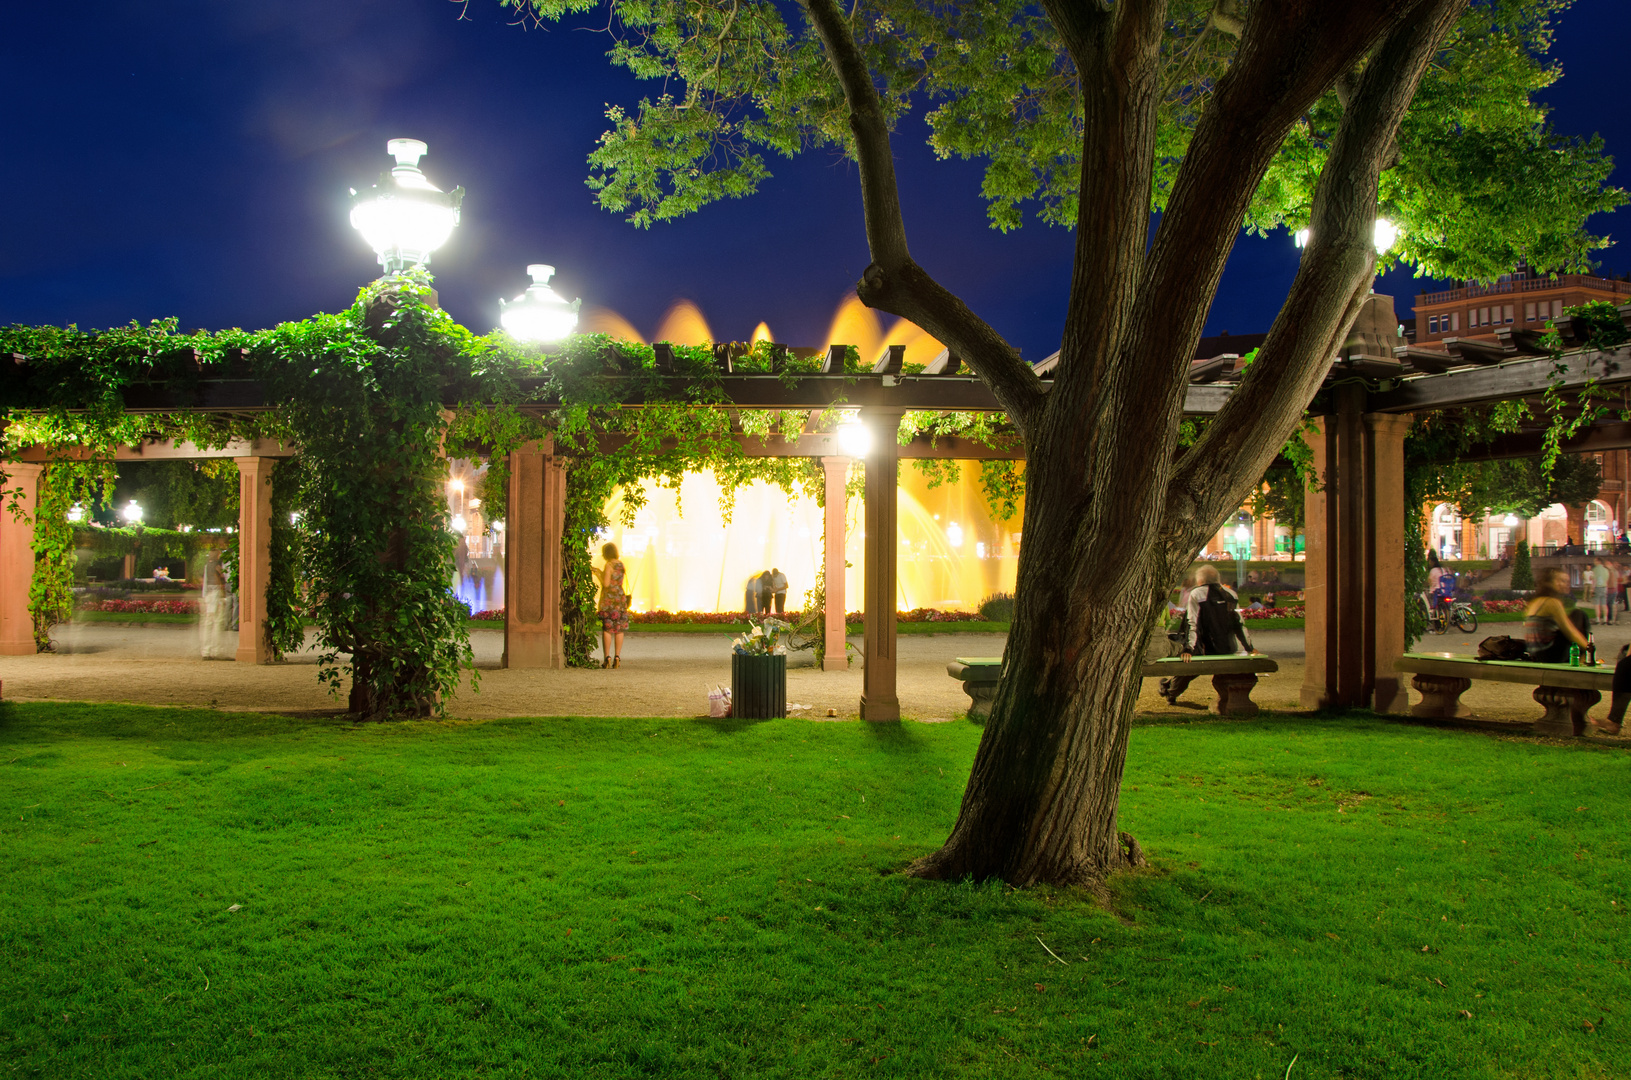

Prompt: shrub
xmin=978 ymin=593 xmax=1015 ymax=622
xmin=1511 ymin=540 xmax=1533 ymax=591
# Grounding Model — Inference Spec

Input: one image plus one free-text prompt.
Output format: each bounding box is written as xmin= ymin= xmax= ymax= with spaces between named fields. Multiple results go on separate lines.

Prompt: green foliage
xmin=507 ymin=0 xmax=1621 ymax=276
xmin=265 ymin=459 xmax=306 ymax=661
xmin=253 ymin=275 xmax=477 ymax=716
xmin=1511 ymin=538 xmax=1534 ymax=590
xmin=977 ymin=592 xmax=1015 ymax=623
xmin=29 ymin=464 xmax=112 ymax=650
xmin=1428 ymin=452 xmax=1601 ymax=520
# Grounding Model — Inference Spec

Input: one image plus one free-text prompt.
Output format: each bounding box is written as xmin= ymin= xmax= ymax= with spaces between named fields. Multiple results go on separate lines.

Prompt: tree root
xmin=1119 ymin=831 xmax=1147 ymax=868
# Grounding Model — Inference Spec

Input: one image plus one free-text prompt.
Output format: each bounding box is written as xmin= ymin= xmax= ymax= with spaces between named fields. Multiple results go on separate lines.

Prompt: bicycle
xmin=1423 ymin=595 xmax=1479 ymax=635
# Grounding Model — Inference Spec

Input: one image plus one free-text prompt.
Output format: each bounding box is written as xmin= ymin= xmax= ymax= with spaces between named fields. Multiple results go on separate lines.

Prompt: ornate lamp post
xmin=349 ymin=139 xmax=464 ymax=275
xmin=500 ymin=265 xmax=582 ymax=342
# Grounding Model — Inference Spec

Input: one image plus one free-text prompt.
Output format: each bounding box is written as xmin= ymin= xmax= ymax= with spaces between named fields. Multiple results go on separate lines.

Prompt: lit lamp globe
xmin=836 ymin=422 xmax=872 ymax=458
xmin=500 ymin=265 xmax=582 ymax=342
xmin=1234 ymin=523 xmax=1251 ymax=555
xmin=121 ymin=500 xmax=144 ymax=525
xmin=348 ymin=139 xmax=464 ymax=275
xmin=1293 ymin=218 xmax=1400 ymax=254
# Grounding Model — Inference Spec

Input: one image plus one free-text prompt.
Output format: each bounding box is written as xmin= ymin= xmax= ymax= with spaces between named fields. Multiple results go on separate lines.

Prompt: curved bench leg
xmin=1532 ymin=685 xmax=1598 ymax=737
xmin=962 ymin=682 xmax=997 ymax=721
xmin=1410 ymin=674 xmax=1473 ymax=719
xmin=1211 ymin=673 xmax=1259 ymax=716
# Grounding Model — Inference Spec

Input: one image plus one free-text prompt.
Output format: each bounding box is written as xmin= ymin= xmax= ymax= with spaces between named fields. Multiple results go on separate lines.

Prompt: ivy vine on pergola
xmin=3 ymin=276 xmax=1630 ymax=719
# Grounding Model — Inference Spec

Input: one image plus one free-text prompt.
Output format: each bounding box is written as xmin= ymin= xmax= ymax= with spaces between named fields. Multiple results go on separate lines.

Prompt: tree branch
xmin=801 ymin=0 xmax=1045 ymax=433
xmin=1168 ymin=0 xmax=1470 ymax=541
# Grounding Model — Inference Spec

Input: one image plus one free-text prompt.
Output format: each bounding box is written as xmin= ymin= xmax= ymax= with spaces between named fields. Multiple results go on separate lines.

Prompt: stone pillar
xmin=860 ymin=408 xmax=904 ymax=721
xmin=1300 ymin=391 xmax=1411 ymax=713
xmin=234 ymin=457 xmax=275 ymax=664
xmin=821 ymin=456 xmax=849 ymax=671
xmin=1367 ymin=413 xmax=1411 ymax=714
xmin=504 ymin=439 xmax=566 ymax=668
xmin=1565 ymin=503 xmax=1587 ymax=549
xmin=0 ymin=463 xmax=44 ymax=655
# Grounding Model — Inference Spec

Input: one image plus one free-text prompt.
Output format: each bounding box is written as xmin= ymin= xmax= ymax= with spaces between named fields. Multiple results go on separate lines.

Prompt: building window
xmin=1503 ymin=304 xmax=1514 ymax=323
xmin=1552 ymin=299 xmax=1564 ymax=320
xmin=1428 ymin=315 xmax=1439 ymax=334
xmin=1525 ymin=301 xmax=1537 ymax=322
xmin=1451 ymin=312 xmax=1460 ymax=332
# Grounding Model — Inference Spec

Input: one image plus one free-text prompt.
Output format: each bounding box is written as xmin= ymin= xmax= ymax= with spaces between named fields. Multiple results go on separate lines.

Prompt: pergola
xmin=5 ymin=294 xmax=1630 ymax=719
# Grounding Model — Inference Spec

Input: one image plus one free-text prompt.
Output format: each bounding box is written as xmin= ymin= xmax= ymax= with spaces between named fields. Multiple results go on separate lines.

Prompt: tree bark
xmin=804 ymin=0 xmax=1468 ymax=885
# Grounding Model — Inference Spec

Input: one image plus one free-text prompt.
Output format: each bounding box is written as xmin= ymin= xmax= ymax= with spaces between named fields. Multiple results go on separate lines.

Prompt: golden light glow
xmin=580 ymin=292 xmax=944 ymax=362
xmin=595 ymin=466 xmax=1021 ymax=614
xmin=579 ymin=306 xmax=646 ymax=343
xmin=654 ymin=300 xmax=714 ymax=346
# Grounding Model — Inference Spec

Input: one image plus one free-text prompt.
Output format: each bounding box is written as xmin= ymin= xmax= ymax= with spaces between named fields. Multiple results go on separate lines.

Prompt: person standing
xmin=769 ymin=567 xmax=789 ymax=615
xmin=1159 ymin=564 xmax=1257 ymax=705
xmin=756 ymin=570 xmax=774 ymax=614
xmin=1592 ymin=557 xmax=1613 ymax=624
xmin=594 ymin=542 xmax=630 ymax=668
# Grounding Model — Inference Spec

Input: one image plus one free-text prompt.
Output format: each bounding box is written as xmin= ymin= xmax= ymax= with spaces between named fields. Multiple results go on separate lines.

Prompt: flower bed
xmin=1480 ymin=599 xmax=1526 ymax=613
xmin=469 ymin=609 xmax=505 ymax=621
xmin=1240 ymin=606 xmax=1305 ymax=620
xmin=79 ymin=598 xmax=200 ymax=615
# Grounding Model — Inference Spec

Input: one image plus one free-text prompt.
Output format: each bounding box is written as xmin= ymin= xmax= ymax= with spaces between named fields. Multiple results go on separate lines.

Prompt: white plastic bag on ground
xmin=708 ymin=685 xmax=732 ymax=718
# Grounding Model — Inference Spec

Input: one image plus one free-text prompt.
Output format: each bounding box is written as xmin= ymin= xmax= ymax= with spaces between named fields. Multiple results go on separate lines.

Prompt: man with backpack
xmin=1159 ymin=564 xmax=1258 ymax=705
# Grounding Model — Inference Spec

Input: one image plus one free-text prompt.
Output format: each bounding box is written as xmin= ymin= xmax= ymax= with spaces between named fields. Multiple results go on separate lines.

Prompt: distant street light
xmin=451 ymin=514 xmax=468 ymax=534
xmin=349 ymin=139 xmax=464 ymax=275
xmin=500 ymin=264 xmax=582 ymax=342
xmin=66 ymin=504 xmax=85 ymax=523
xmin=1293 ymin=218 xmax=1399 ymax=254
xmin=1504 ymin=514 xmax=1520 ymax=527
xmin=121 ymin=500 xmax=143 ymax=525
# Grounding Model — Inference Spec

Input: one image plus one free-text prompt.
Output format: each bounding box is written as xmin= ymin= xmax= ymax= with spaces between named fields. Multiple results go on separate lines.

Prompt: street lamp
xmin=836 ymin=421 xmax=872 ymax=457
xmin=349 ymin=139 xmax=464 ymax=275
xmin=66 ymin=504 xmax=85 ymax=524
xmin=1293 ymin=218 xmax=1400 ymax=254
xmin=121 ymin=500 xmax=143 ymax=525
xmin=500 ymin=264 xmax=582 ymax=342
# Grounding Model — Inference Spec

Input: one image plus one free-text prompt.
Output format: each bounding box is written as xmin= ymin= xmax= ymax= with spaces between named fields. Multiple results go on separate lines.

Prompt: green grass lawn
xmin=2 ymin=704 xmax=1627 ymax=1079
xmin=73 ymin=611 xmax=200 ymax=625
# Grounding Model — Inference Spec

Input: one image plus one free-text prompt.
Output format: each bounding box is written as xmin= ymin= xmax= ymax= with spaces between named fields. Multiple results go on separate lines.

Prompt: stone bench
xmin=947 ymin=654 xmax=1279 ymax=721
xmin=1395 ymin=651 xmax=1614 ymax=737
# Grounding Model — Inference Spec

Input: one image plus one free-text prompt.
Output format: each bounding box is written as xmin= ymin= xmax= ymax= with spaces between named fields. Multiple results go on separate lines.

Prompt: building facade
xmin=1411 ymin=266 xmax=1631 ymax=345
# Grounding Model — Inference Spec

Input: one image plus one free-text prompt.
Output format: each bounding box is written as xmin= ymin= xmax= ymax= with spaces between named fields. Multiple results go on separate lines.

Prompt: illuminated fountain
xmin=581 ymin=293 xmax=948 ymax=367
xmin=598 ymin=466 xmax=1023 ymax=615
xmin=467 ymin=294 xmax=1019 ymax=615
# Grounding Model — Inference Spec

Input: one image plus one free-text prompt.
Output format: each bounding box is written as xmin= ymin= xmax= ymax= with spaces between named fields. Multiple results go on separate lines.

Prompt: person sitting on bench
xmin=1159 ymin=564 xmax=1257 ymax=705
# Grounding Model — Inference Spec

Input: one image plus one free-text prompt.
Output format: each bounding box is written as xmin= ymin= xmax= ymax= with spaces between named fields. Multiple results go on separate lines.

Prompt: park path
xmin=0 ymin=622 xmax=1617 ymax=725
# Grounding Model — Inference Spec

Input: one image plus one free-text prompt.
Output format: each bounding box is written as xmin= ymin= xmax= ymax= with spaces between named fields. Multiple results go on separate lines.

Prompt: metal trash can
xmin=730 ymin=653 xmax=786 ymax=719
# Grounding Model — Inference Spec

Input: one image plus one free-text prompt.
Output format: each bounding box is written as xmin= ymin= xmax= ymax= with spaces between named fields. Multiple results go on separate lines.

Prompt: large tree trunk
xmin=803 ymin=0 xmax=1470 ymax=885
xmin=908 ymin=447 xmax=1172 ymax=884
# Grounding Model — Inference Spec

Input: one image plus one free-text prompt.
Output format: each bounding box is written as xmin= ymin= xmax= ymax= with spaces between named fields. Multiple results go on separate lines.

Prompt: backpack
xmin=1437 ymin=571 xmax=1457 ymax=593
xmin=1476 ymin=635 xmax=1527 ymax=661
xmin=1194 ymin=584 xmax=1240 ymax=655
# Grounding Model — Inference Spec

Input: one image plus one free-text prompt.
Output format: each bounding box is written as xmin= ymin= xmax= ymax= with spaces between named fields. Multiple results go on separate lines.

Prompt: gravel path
xmin=1 ymin=620 xmax=1624 ymax=728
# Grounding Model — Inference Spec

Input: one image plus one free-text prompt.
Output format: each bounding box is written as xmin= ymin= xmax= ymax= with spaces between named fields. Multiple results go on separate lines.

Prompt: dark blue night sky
xmin=3 ymin=1 xmax=1627 ymax=362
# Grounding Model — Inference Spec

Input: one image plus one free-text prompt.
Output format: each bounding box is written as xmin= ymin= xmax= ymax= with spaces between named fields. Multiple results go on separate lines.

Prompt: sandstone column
xmin=1300 ymin=393 xmax=1411 ymax=713
xmin=821 ymin=456 xmax=849 ymax=671
xmin=860 ymin=408 xmax=904 ymax=721
xmin=234 ymin=457 xmax=275 ymax=664
xmin=0 ymin=463 xmax=44 ymax=655
xmin=504 ymin=439 xmax=566 ymax=668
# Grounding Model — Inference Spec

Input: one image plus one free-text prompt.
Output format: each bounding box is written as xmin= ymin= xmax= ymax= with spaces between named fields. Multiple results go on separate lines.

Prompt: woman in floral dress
xmin=594 ymin=542 xmax=630 ymax=668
